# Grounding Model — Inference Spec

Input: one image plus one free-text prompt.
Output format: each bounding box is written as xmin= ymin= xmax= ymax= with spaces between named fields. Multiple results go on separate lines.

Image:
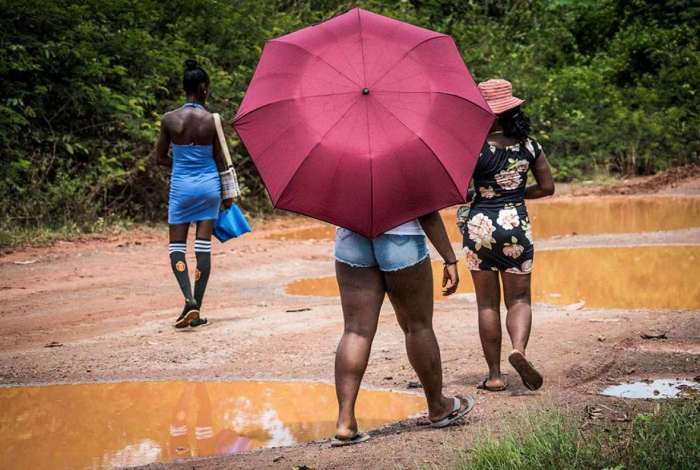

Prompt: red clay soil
xmin=0 ymin=176 xmax=698 ymax=469
xmin=568 ymin=164 xmax=700 ymax=196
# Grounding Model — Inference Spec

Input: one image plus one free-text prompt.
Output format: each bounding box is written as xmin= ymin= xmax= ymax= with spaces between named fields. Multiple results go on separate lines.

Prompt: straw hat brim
xmin=486 ymin=96 xmax=525 ymax=115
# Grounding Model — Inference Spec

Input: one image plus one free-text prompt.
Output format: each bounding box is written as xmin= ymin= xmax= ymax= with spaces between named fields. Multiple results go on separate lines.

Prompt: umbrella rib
xmin=320 ymin=12 xmax=366 ymax=86
xmin=367 ymin=35 xmax=445 ymax=89
xmin=357 ymin=9 xmax=374 ymax=234
xmin=275 ymin=96 xmax=363 ymax=205
xmin=270 ymin=39 xmax=362 ymax=88
xmin=374 ymin=90 xmax=492 ymax=114
xmin=358 ymin=8 xmax=368 ymax=85
xmin=369 ymin=97 xmax=465 ymax=200
xmin=234 ymin=92 xmax=358 ymax=122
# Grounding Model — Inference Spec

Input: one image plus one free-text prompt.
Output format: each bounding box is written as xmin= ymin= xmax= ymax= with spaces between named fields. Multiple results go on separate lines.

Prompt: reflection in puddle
xmin=600 ymin=379 xmax=700 ymax=399
xmin=267 ymin=196 xmax=700 ymax=242
xmin=286 ymin=245 xmax=700 ymax=310
xmin=0 ymin=381 xmax=424 ymax=469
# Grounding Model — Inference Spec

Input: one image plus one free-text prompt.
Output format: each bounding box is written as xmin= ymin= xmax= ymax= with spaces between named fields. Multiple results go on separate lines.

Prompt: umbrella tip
xmin=362 ymin=88 xmax=370 ymax=95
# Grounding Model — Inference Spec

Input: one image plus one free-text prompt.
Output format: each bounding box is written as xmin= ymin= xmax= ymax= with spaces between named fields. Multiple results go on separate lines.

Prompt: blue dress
xmin=167 ymin=103 xmax=221 ymax=224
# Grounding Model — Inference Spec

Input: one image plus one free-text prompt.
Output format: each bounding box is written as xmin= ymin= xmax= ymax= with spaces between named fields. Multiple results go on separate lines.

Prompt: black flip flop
xmin=508 ymin=350 xmax=543 ymax=391
xmin=330 ymin=432 xmax=371 ymax=447
xmin=477 ymin=377 xmax=508 ymax=392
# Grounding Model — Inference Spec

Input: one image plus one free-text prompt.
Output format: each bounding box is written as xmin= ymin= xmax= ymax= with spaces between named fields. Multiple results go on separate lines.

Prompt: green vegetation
xmin=455 ymin=398 xmax=700 ymax=470
xmin=1 ymin=0 xmax=699 ymax=244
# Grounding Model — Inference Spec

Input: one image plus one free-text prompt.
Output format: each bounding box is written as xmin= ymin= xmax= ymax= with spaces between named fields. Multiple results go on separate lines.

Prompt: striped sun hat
xmin=477 ymin=79 xmax=525 ymax=114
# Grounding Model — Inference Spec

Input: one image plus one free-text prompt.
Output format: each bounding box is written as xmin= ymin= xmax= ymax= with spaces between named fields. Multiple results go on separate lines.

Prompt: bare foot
xmin=478 ymin=375 xmax=507 ymax=391
xmin=427 ymin=396 xmax=457 ymax=423
xmin=335 ymin=417 xmax=358 ymax=439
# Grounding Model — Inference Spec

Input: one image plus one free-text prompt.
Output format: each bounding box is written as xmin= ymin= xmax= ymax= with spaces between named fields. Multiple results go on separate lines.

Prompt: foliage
xmin=1 ymin=0 xmax=698 ymax=241
xmin=454 ymin=398 xmax=700 ymax=470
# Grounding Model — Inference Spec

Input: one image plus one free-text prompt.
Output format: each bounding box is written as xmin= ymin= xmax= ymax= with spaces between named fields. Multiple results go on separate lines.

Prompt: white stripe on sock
xmin=169 ymin=243 xmax=187 ymax=253
xmin=194 ymin=241 xmax=211 ymax=252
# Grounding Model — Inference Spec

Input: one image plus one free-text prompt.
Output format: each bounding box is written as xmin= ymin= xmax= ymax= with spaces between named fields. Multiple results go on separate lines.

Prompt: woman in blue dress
xmin=154 ymin=60 xmax=233 ymax=328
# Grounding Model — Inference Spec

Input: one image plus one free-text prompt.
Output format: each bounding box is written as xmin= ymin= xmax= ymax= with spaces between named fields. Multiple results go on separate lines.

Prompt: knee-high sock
xmin=169 ymin=242 xmax=195 ymax=305
xmin=194 ymin=239 xmax=212 ymax=307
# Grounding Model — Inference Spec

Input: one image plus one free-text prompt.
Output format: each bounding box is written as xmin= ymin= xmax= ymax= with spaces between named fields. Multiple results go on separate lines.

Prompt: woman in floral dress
xmin=462 ymin=79 xmax=555 ymax=391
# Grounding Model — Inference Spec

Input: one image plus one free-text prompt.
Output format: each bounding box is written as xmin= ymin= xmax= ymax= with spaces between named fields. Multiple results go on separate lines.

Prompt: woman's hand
xmin=222 ymin=198 xmax=233 ymax=209
xmin=442 ymin=262 xmax=459 ymax=296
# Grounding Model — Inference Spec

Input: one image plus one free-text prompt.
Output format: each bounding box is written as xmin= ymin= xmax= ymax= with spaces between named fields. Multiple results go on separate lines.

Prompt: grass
xmin=454 ymin=398 xmax=699 ymax=470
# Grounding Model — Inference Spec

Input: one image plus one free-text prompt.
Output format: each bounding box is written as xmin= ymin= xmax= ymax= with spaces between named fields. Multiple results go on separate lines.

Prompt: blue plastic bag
xmin=213 ymin=204 xmax=251 ymax=242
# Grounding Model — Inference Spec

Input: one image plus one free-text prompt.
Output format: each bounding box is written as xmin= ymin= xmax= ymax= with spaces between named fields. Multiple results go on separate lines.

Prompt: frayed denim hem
xmin=335 ymin=256 xmax=377 ymax=269
xmin=378 ymin=252 xmax=430 ymax=272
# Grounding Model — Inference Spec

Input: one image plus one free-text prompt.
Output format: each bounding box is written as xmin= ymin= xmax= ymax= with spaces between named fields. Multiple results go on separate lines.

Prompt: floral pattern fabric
xmin=462 ymin=138 xmax=542 ymax=274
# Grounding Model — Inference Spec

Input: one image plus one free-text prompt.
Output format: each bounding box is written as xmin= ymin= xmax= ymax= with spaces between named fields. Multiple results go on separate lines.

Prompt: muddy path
xmin=1 ymin=176 xmax=699 ymax=469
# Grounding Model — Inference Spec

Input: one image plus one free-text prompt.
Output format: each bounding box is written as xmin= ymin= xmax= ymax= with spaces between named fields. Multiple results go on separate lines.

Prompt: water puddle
xmin=286 ymin=245 xmax=700 ymax=310
xmin=0 ymin=380 xmax=424 ymax=469
xmin=267 ymin=196 xmax=700 ymax=242
xmin=600 ymin=379 xmax=700 ymax=399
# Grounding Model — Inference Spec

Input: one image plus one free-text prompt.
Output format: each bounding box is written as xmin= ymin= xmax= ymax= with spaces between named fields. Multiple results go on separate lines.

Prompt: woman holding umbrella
xmin=463 ymin=79 xmax=555 ymax=392
xmin=233 ymin=8 xmax=493 ymax=445
xmin=332 ymin=215 xmax=474 ymax=444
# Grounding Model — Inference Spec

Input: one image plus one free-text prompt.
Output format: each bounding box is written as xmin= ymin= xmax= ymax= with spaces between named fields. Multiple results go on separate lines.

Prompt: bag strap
xmin=213 ymin=113 xmax=233 ymax=168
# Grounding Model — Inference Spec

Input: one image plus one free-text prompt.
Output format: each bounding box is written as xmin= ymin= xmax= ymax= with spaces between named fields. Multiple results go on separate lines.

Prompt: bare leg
xmin=501 ymin=271 xmax=542 ymax=390
xmin=501 ymin=272 xmax=532 ymax=353
xmin=169 ymin=223 xmax=190 ymax=244
xmin=384 ymin=258 xmax=453 ymax=421
xmin=334 ymin=261 xmax=384 ymax=439
xmin=471 ymin=270 xmax=504 ymax=389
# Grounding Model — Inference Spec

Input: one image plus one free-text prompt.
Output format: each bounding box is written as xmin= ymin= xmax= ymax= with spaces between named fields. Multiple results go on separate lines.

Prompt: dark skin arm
xmin=525 ymin=152 xmax=555 ymax=199
xmin=418 ymin=211 xmax=459 ymax=296
xmin=154 ymin=117 xmax=171 ymax=167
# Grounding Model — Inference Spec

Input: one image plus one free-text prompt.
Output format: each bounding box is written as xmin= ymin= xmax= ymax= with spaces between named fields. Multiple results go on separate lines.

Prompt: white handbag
xmin=213 ymin=113 xmax=241 ymax=200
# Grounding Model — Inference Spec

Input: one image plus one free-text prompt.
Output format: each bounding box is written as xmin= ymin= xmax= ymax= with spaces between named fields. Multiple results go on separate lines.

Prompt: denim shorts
xmin=334 ymin=227 xmax=429 ymax=272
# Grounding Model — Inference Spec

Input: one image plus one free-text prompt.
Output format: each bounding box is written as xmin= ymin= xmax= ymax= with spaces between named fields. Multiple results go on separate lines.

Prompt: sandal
xmin=430 ymin=395 xmax=475 ymax=428
xmin=508 ymin=350 xmax=543 ymax=391
xmin=330 ymin=432 xmax=371 ymax=447
xmin=477 ymin=377 xmax=508 ymax=392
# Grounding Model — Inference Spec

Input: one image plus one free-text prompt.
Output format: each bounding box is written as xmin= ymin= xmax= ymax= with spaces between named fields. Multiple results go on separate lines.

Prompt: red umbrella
xmin=233 ymin=8 xmax=494 ymax=238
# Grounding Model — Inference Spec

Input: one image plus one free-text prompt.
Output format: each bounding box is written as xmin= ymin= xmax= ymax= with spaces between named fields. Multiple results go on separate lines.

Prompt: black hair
xmin=183 ymin=59 xmax=209 ymax=94
xmin=498 ymin=107 xmax=531 ymax=141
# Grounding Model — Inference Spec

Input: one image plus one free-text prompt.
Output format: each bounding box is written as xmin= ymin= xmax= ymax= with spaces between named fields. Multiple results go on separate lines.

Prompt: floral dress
xmin=461 ymin=138 xmax=542 ymax=274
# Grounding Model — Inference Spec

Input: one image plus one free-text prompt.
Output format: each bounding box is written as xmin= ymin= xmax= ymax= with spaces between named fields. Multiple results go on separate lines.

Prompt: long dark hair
xmin=183 ymin=59 xmax=209 ymax=94
xmin=498 ymin=107 xmax=531 ymax=141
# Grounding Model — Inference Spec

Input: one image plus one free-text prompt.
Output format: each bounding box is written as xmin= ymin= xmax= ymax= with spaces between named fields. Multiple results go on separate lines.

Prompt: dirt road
xmin=1 ymin=176 xmax=699 ymax=469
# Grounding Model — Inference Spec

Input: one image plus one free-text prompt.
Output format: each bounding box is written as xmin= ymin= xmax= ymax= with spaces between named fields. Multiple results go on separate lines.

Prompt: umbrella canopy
xmin=233 ymin=8 xmax=494 ymax=238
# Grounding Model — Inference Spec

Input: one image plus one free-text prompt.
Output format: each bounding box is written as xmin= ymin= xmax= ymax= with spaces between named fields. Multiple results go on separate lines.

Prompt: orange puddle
xmin=286 ymin=245 xmax=700 ymax=310
xmin=267 ymin=196 xmax=700 ymax=242
xmin=0 ymin=381 xmax=424 ymax=469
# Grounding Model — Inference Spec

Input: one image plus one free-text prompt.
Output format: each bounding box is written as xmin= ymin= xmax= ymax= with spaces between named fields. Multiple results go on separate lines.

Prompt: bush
xmin=1 ymin=0 xmax=698 ymax=242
